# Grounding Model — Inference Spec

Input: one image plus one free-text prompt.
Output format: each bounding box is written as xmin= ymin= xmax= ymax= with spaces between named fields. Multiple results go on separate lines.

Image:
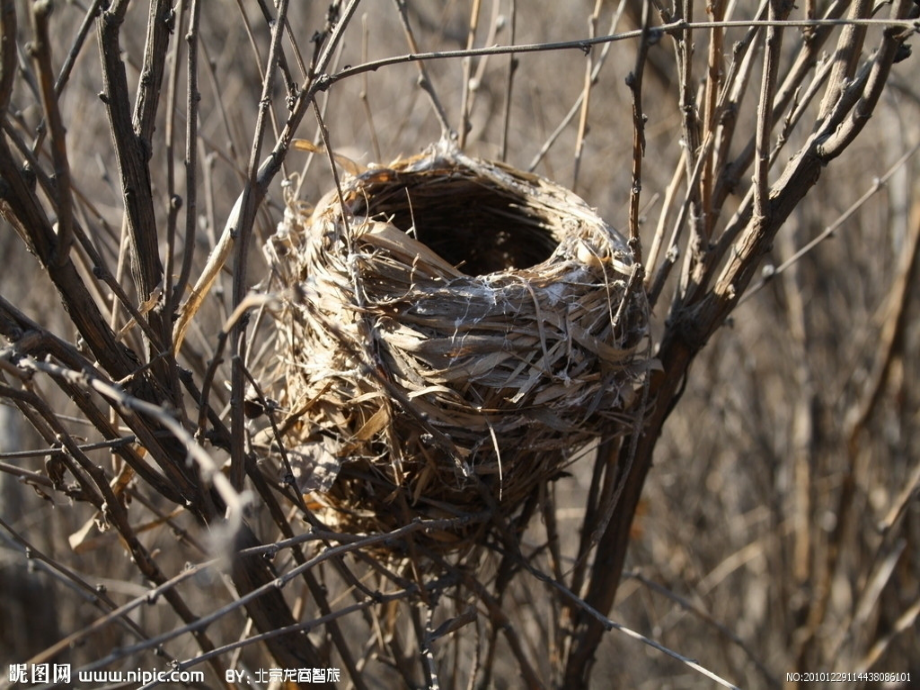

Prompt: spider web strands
xmin=324 ymin=17 xmax=920 ymax=86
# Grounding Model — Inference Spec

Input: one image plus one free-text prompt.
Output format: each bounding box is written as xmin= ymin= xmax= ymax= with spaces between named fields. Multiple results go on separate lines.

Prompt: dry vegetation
xmin=0 ymin=1 xmax=918 ymax=688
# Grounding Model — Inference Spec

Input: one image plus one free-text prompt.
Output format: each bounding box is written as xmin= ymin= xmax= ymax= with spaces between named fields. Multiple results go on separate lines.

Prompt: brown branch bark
xmin=563 ymin=7 xmax=913 ymax=683
xmin=96 ymin=2 xmax=170 ymax=363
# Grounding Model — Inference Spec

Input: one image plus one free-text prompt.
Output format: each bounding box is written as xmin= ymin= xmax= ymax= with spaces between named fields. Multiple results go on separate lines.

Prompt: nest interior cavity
xmin=266 ymin=146 xmax=649 ymax=551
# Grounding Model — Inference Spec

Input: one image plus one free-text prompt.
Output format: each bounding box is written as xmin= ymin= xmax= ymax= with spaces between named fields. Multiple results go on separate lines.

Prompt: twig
xmin=527 ymin=1 xmax=629 ymax=172
xmin=817 ymin=2 xmax=915 ymax=158
xmin=626 ymin=0 xmax=651 ymax=264
xmin=674 ymin=0 xmax=699 ymax=192
xmin=29 ymin=0 xmax=75 ymax=267
xmin=572 ymin=0 xmax=603 ymax=192
xmin=700 ymin=0 xmax=725 ymax=240
xmin=86 ymin=516 xmax=473 ymax=673
xmin=844 ymin=149 xmax=920 ymax=452
xmin=392 ymin=0 xmax=454 ymax=140
xmin=711 ymin=0 xmax=846 ymax=214
xmin=97 ymin=0 xmax=169 ymax=357
xmin=458 ymin=0 xmax=482 ymax=150
xmin=167 ymin=578 xmax=448 ymax=688
xmin=523 ymin=560 xmax=743 ymax=689
xmin=171 ymin=0 xmax=203 ymax=314
xmin=229 ymin=0 xmax=291 ymax=491
xmin=0 ymin=299 xmax=189 ymax=505
xmin=21 ymin=355 xmax=248 ymax=522
xmin=644 ymin=147 xmax=685 ymax=294
xmin=447 ymin=562 xmax=545 ymax=690
xmin=626 ymin=570 xmax=780 ymax=687
xmin=360 ymin=14 xmax=382 ymax=163
xmin=500 ymin=0 xmax=517 ymax=162
xmin=172 ymin=0 xmax=361 ymax=355
xmin=753 ymin=0 xmax=790 ymax=223
xmin=242 ymin=458 xmax=371 ymax=690
xmin=0 ymin=435 xmax=136 ymax=461
xmin=817 ymin=0 xmax=872 ymax=123
xmin=327 ymin=18 xmax=920 ymax=89
xmin=132 ymin=0 xmax=172 ymax=141
xmin=162 ymin=0 xmax=186 ymax=333
xmin=29 ymin=0 xmax=105 ymax=154
xmin=740 ymin=139 xmax=920 ymax=303
xmin=0 ymin=515 xmax=156 ymax=662
xmin=252 ymin=0 xmax=297 ymax=97
xmin=1 ymin=376 xmax=226 ymax=681
xmin=0 ymin=0 xmax=14 ymax=113
xmin=857 ymin=596 xmax=920 ymax=672
xmin=53 ymin=0 xmax=104 ymax=96
xmin=199 ymin=39 xmax=244 ymax=171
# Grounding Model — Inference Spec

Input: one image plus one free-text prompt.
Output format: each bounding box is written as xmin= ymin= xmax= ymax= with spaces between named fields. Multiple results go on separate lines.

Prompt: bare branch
xmin=392 ymin=0 xmax=454 ymax=141
xmin=96 ymin=2 xmax=168 ymax=355
xmin=0 ymin=0 xmax=16 ymax=112
xmin=29 ymin=1 xmax=74 ymax=266
xmin=753 ymin=0 xmax=792 ymax=222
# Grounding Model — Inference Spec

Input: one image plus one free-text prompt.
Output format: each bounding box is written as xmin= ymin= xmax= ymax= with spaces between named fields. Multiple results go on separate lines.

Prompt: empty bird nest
xmin=263 ymin=144 xmax=651 ymax=554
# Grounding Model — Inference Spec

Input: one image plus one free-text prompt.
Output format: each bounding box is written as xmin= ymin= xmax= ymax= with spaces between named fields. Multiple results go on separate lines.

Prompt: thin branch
xmin=741 ymin=140 xmax=920 ymax=303
xmin=572 ymin=0 xmax=603 ymax=191
xmin=500 ymin=0 xmax=517 ymax=162
xmin=171 ymin=0 xmax=202 ymax=314
xmin=0 ymin=0 xmax=16 ymax=114
xmin=753 ymin=0 xmax=792 ymax=222
xmin=229 ymin=0 xmax=291 ymax=491
xmin=84 ymin=517 xmax=473 ymax=673
xmin=857 ymin=597 xmax=920 ymax=672
xmin=359 ymin=14 xmax=382 ymax=163
xmin=1 ymin=376 xmax=226 ymax=681
xmin=18 ymin=355 xmax=247 ymax=522
xmin=163 ymin=0 xmax=186 ymax=320
xmin=392 ymin=0 xmax=454 ymax=140
xmin=525 ymin=0 xmax=629 ymax=173
xmin=626 ymin=571 xmax=780 ymax=687
xmin=326 ymin=18 xmax=920 ymax=89
xmin=711 ymin=0 xmax=847 ymax=213
xmin=0 ymin=515 xmax=155 ymax=661
xmin=252 ymin=0 xmax=297 ymax=97
xmin=817 ymin=0 xmax=873 ymax=123
xmin=844 ymin=154 xmax=920 ymax=450
xmin=53 ymin=0 xmax=104 ymax=96
xmin=96 ymin=1 xmax=169 ymax=356
xmin=644 ymin=148 xmax=685 ymax=294
xmin=132 ymin=0 xmax=173 ymax=142
xmin=172 ymin=0 xmax=361 ymax=355
xmin=700 ymin=0 xmax=725 ymax=240
xmin=457 ymin=0 xmax=482 ymax=150
xmin=817 ymin=12 xmax=915 ymax=157
xmin=523 ymin=559 xmax=743 ymax=689
xmin=30 ymin=0 xmax=75 ymax=267
xmin=626 ymin=0 xmax=651 ymax=264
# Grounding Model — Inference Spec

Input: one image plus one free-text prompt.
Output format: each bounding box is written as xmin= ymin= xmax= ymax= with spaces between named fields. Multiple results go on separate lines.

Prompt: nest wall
xmin=266 ymin=146 xmax=649 ymax=550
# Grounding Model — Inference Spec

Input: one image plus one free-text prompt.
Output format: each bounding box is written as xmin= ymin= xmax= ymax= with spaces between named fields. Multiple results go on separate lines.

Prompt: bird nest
xmin=264 ymin=145 xmax=650 ymax=553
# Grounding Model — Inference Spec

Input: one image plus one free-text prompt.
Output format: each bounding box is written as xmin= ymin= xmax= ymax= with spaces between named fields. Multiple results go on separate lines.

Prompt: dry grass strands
xmin=265 ymin=144 xmax=650 ymax=553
